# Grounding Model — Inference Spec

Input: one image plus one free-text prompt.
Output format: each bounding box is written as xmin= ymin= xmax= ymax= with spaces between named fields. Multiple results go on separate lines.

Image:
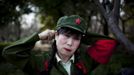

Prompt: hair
xmin=41 ymin=27 xmax=84 ymax=75
xmin=57 ymin=27 xmax=83 ymax=38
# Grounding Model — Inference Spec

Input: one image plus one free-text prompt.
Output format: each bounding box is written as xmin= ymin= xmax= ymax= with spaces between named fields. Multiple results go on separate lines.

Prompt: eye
xmin=73 ymin=36 xmax=81 ymax=40
xmin=64 ymin=34 xmax=71 ymax=38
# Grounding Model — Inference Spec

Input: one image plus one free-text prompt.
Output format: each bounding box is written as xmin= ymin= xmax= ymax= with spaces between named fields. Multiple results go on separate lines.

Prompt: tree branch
xmin=93 ymin=0 xmax=108 ymax=19
xmin=112 ymin=0 xmax=120 ymax=16
xmin=93 ymin=0 xmax=134 ymax=54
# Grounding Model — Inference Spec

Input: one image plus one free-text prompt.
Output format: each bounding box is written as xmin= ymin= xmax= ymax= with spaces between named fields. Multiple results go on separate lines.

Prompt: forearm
xmin=82 ymin=32 xmax=114 ymax=45
xmin=2 ymin=32 xmax=39 ymax=69
xmin=2 ymin=29 xmax=55 ymax=69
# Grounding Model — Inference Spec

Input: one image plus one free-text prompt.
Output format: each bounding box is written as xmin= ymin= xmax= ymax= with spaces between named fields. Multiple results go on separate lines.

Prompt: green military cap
xmin=56 ymin=15 xmax=115 ymax=45
xmin=56 ymin=15 xmax=87 ymax=34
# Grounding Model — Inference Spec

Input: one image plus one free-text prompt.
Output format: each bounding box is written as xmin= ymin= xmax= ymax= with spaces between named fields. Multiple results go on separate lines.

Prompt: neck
xmin=57 ymin=53 xmax=71 ymax=63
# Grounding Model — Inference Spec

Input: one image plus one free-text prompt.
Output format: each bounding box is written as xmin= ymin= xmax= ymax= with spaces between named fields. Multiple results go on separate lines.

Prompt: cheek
xmin=55 ymin=35 xmax=66 ymax=46
xmin=73 ymin=41 xmax=80 ymax=49
xmin=57 ymin=36 xmax=66 ymax=44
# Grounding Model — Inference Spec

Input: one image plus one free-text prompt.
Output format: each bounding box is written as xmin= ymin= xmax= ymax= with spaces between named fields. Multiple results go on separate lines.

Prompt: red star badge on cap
xmin=75 ymin=18 xmax=81 ymax=25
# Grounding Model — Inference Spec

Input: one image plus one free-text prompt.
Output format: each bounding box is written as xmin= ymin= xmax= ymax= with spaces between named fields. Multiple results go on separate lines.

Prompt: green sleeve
xmin=2 ymin=32 xmax=39 ymax=69
xmin=82 ymin=32 xmax=114 ymax=45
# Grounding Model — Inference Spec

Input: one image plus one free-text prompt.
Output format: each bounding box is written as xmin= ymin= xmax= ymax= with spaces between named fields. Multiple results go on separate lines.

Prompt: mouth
xmin=64 ymin=48 xmax=72 ymax=52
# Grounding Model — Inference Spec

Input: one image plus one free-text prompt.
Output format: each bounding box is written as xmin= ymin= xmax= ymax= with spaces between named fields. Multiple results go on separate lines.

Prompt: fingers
xmin=47 ymin=30 xmax=55 ymax=40
xmin=38 ymin=29 xmax=55 ymax=40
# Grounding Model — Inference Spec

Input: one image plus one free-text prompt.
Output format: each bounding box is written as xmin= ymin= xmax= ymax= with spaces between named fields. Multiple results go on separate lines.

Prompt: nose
xmin=67 ymin=38 xmax=73 ymax=46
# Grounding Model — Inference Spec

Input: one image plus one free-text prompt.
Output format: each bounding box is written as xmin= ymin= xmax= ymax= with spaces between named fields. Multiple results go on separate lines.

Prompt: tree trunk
xmin=94 ymin=0 xmax=134 ymax=54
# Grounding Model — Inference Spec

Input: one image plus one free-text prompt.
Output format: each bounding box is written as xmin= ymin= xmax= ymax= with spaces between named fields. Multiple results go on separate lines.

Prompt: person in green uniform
xmin=2 ymin=15 xmax=118 ymax=75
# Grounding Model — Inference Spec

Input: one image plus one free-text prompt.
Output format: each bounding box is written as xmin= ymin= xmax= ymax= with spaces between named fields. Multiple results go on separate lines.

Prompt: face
xmin=55 ymin=32 xmax=81 ymax=58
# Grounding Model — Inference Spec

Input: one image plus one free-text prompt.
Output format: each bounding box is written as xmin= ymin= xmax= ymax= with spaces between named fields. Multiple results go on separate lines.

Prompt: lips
xmin=64 ymin=48 xmax=72 ymax=52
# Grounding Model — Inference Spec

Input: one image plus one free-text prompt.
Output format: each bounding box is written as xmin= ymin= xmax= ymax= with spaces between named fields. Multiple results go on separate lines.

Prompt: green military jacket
xmin=2 ymin=32 xmax=117 ymax=75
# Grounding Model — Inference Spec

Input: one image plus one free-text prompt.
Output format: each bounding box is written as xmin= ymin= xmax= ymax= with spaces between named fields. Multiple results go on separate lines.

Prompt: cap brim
xmin=57 ymin=25 xmax=85 ymax=34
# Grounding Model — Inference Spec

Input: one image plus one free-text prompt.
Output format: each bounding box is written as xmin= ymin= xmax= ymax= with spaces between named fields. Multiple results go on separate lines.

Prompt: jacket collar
xmin=55 ymin=53 xmax=74 ymax=63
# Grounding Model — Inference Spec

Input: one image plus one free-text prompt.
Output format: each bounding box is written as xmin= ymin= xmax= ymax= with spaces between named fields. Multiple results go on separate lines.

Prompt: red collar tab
xmin=75 ymin=18 xmax=81 ymax=25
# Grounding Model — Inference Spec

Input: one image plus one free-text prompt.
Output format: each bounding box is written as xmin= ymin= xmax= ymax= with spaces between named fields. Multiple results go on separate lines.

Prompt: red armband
xmin=87 ymin=39 xmax=118 ymax=64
